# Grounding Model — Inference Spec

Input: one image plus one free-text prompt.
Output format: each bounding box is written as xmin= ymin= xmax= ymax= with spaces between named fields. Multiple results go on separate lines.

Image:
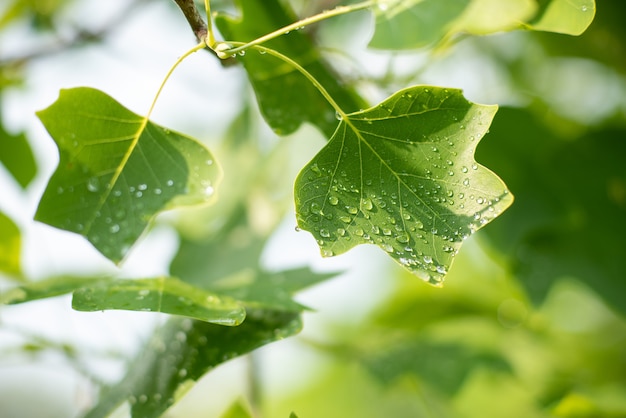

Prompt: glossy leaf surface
xmin=72 ymin=277 xmax=245 ymax=325
xmin=295 ymin=86 xmax=512 ymax=284
xmin=84 ymin=312 xmax=302 ymax=418
xmin=35 ymin=88 xmax=221 ymax=263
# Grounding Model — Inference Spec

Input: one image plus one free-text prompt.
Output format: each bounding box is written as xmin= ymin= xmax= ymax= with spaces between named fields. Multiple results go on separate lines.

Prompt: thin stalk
xmin=204 ymin=0 xmax=216 ymax=47
xmin=145 ymin=41 xmax=206 ymax=120
xmin=239 ymin=43 xmax=350 ymax=122
xmin=225 ymin=0 xmax=375 ymax=56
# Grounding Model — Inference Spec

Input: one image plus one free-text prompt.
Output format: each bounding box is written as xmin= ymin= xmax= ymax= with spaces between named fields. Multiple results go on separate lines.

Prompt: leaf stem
xmin=235 ymin=43 xmax=349 ymax=121
xmin=224 ymin=0 xmax=375 ymax=56
xmin=145 ymin=41 xmax=206 ymax=120
xmin=204 ymin=0 xmax=216 ymax=47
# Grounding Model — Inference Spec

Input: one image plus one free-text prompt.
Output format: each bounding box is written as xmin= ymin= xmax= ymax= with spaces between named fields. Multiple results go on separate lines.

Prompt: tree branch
xmin=171 ymin=0 xmax=208 ymax=42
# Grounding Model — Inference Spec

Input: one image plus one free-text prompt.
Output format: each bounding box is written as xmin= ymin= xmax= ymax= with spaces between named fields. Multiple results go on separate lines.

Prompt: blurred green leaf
xmin=220 ymin=399 xmax=253 ymax=418
xmin=362 ymin=339 xmax=511 ymax=396
xmin=476 ymin=108 xmax=626 ymax=314
xmin=209 ymin=267 xmax=338 ymax=312
xmin=0 ymin=275 xmax=99 ymax=304
xmin=0 ymin=120 xmax=37 ymax=188
xmin=172 ymin=210 xmax=337 ymax=312
xmin=370 ymin=0 xmax=594 ymax=50
xmin=0 ymin=210 xmax=22 ymax=277
xmin=72 ymin=277 xmax=246 ymax=325
xmin=295 ymin=86 xmax=512 ymax=284
xmin=215 ymin=0 xmax=366 ymax=137
xmin=529 ymin=0 xmax=595 ymax=36
xmin=84 ymin=311 xmax=302 ymax=418
xmin=35 ymin=87 xmax=222 ymax=263
xmin=370 ymin=0 xmax=470 ymax=49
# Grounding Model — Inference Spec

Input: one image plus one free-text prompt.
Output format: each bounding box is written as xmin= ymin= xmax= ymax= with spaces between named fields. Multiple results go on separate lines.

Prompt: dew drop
xmin=396 ymin=234 xmax=409 ymax=244
xmin=86 ymin=177 xmax=99 ymax=192
xmin=328 ymin=196 xmax=339 ymax=205
xmin=166 ymin=180 xmax=174 ymax=187
xmin=337 ymin=228 xmax=346 ymax=236
xmin=463 ymin=178 xmax=470 ymax=186
xmin=346 ymin=206 xmax=358 ymax=215
xmin=423 ymin=255 xmax=433 ymax=264
xmin=361 ymin=198 xmax=373 ymax=211
xmin=320 ymin=229 xmax=330 ymax=238
xmin=109 ymin=224 xmax=120 ymax=233
xmin=138 ymin=184 xmax=147 ymax=191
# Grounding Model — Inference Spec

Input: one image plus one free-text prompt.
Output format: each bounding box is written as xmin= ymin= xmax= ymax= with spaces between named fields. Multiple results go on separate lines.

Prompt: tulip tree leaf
xmin=215 ymin=0 xmax=365 ymax=137
xmin=83 ymin=312 xmax=302 ymax=418
xmin=1 ymin=275 xmax=245 ymax=325
xmin=35 ymin=88 xmax=221 ymax=263
xmin=72 ymin=277 xmax=246 ymax=325
xmin=295 ymin=86 xmax=513 ymax=284
xmin=370 ymin=0 xmax=470 ymax=50
xmin=370 ymin=0 xmax=594 ymax=50
xmin=529 ymin=0 xmax=595 ymax=36
xmin=0 ymin=211 xmax=22 ymax=276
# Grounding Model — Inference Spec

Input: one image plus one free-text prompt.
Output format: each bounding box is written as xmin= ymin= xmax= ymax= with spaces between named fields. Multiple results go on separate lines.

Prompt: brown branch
xmin=171 ymin=0 xmax=208 ymax=42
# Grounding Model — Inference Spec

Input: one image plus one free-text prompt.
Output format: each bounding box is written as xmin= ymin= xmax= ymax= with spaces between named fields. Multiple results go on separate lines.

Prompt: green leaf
xmin=1 ymin=274 xmax=245 ymax=325
xmin=72 ymin=277 xmax=246 ymax=325
xmin=220 ymin=399 xmax=253 ymax=418
xmin=84 ymin=312 xmax=302 ymax=418
xmin=0 ymin=211 xmax=22 ymax=277
xmin=476 ymin=108 xmax=626 ymax=314
xmin=35 ymin=87 xmax=221 ymax=263
xmin=172 ymin=211 xmax=337 ymax=312
xmin=448 ymin=0 xmax=537 ymax=35
xmin=215 ymin=0 xmax=366 ymax=137
xmin=362 ymin=339 xmax=511 ymax=396
xmin=0 ymin=275 xmax=97 ymax=304
xmin=0 ymin=119 xmax=37 ymax=188
xmin=370 ymin=0 xmax=594 ymax=50
xmin=295 ymin=86 xmax=513 ymax=284
xmin=208 ymin=267 xmax=337 ymax=312
xmin=529 ymin=0 xmax=595 ymax=36
xmin=370 ymin=0 xmax=470 ymax=50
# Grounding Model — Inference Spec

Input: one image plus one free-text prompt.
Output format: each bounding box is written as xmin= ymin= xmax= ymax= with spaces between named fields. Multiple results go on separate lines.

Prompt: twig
xmin=172 ymin=0 xmax=208 ymax=43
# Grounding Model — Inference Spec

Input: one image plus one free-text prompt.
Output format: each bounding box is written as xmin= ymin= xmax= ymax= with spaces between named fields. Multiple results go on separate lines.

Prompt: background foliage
xmin=1 ymin=0 xmax=625 ymax=417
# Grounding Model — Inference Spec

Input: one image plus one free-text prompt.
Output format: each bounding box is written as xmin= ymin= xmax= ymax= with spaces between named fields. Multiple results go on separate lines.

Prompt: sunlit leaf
xmin=0 ymin=211 xmax=22 ymax=277
xmin=529 ymin=0 xmax=595 ymax=36
xmin=370 ymin=0 xmax=470 ymax=49
xmin=35 ymin=87 xmax=221 ymax=263
xmin=0 ymin=120 xmax=37 ymax=188
xmin=449 ymin=0 xmax=537 ymax=35
xmin=370 ymin=0 xmax=593 ymax=50
xmin=72 ymin=277 xmax=245 ymax=325
xmin=84 ymin=312 xmax=302 ymax=418
xmin=295 ymin=86 xmax=513 ymax=284
xmin=215 ymin=0 xmax=366 ymax=137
